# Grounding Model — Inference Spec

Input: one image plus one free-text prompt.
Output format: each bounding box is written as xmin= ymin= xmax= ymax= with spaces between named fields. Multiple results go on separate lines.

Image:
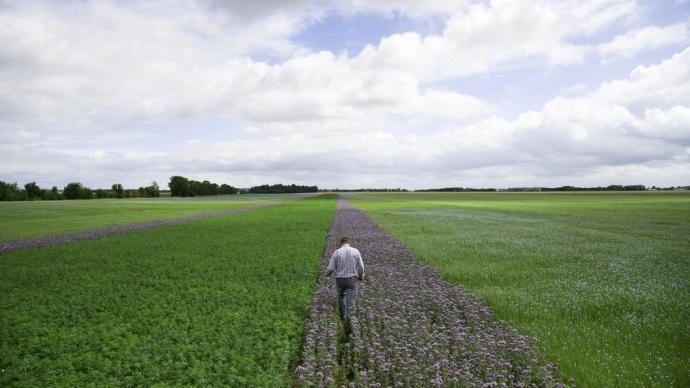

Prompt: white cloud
xmin=638 ymin=106 xmax=690 ymax=143
xmin=1 ymin=0 xmax=688 ymax=189
xmin=351 ymin=0 xmax=641 ymax=81
xmin=332 ymin=0 xmax=470 ymax=17
xmin=592 ymin=48 xmax=690 ymax=108
xmin=597 ymin=23 xmax=689 ymax=62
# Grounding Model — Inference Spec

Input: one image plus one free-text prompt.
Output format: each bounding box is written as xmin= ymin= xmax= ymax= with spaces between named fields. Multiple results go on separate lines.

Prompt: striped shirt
xmin=326 ymin=244 xmax=364 ymax=279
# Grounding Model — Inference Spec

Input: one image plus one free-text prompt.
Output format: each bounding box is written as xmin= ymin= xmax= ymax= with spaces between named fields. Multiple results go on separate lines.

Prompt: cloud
xmin=501 ymin=48 xmax=690 ymax=175
xmin=332 ymin=0 xmax=470 ymax=17
xmin=0 ymin=0 xmax=688 ymax=189
xmin=597 ymin=23 xmax=689 ymax=62
xmin=352 ymin=0 xmax=640 ymax=81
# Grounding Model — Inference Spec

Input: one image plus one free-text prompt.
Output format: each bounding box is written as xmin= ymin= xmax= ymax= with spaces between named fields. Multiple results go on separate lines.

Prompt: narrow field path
xmin=295 ymin=197 xmax=568 ymax=387
xmin=0 ymin=204 xmax=271 ymax=254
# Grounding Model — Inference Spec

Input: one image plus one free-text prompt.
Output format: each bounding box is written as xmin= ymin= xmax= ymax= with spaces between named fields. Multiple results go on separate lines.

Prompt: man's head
xmin=340 ymin=236 xmax=351 ymax=246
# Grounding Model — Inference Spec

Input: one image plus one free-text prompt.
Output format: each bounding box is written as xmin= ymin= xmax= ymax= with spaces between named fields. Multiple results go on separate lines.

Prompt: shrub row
xmin=0 ymin=181 xmax=160 ymax=201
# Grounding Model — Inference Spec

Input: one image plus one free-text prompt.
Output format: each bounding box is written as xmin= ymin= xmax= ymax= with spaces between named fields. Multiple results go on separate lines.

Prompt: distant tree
xmin=41 ymin=186 xmax=61 ymax=200
xmin=200 ymin=180 xmax=218 ymax=196
xmin=624 ymin=185 xmax=645 ymax=191
xmin=24 ymin=182 xmax=42 ymax=200
xmin=168 ymin=176 xmax=190 ymax=197
xmin=143 ymin=181 xmax=160 ymax=197
xmin=112 ymin=183 xmax=124 ymax=198
xmin=607 ymin=185 xmax=624 ymax=191
xmin=189 ymin=180 xmax=203 ymax=196
xmin=169 ymin=176 xmax=238 ymax=197
xmin=80 ymin=187 xmax=93 ymax=199
xmin=95 ymin=189 xmax=109 ymax=198
xmin=63 ymin=182 xmax=84 ymax=199
xmin=248 ymin=183 xmax=318 ymax=194
xmin=219 ymin=184 xmax=238 ymax=194
xmin=0 ymin=181 xmax=22 ymax=201
xmin=152 ymin=181 xmax=160 ymax=197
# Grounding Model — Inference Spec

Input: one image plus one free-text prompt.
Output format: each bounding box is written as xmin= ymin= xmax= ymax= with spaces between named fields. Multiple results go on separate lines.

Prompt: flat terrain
xmin=346 ymin=191 xmax=690 ymax=387
xmin=0 ymin=194 xmax=306 ymax=242
xmin=0 ymin=196 xmax=335 ymax=386
xmin=296 ymin=198 xmax=564 ymax=386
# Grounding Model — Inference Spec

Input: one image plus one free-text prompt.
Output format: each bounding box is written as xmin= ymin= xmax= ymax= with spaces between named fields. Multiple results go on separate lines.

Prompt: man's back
xmin=327 ymin=244 xmax=364 ymax=279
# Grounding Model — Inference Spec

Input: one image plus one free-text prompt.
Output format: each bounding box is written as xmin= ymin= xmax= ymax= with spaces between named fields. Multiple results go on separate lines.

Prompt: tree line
xmin=416 ymin=187 xmax=496 ymax=192
xmin=0 ymin=180 xmax=160 ymax=201
xmin=168 ymin=176 xmax=238 ymax=197
xmin=0 ymin=176 xmax=319 ymax=201
xmin=168 ymin=178 xmax=318 ymax=196
xmin=505 ymin=185 xmax=648 ymax=192
xmin=322 ymin=188 xmax=409 ymax=192
xmin=247 ymin=183 xmax=318 ymax=194
xmin=418 ymin=185 xmax=655 ymax=192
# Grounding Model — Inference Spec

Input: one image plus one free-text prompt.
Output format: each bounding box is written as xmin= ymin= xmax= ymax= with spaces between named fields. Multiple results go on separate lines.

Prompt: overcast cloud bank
xmin=1 ymin=0 xmax=689 ymax=189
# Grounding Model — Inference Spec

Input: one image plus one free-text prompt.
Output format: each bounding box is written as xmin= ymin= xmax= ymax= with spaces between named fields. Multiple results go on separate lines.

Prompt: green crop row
xmin=0 ymin=194 xmax=307 ymax=242
xmin=0 ymin=195 xmax=336 ymax=386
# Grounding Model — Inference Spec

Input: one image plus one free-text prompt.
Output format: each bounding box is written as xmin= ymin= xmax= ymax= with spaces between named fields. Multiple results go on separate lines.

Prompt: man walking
xmin=326 ymin=237 xmax=364 ymax=323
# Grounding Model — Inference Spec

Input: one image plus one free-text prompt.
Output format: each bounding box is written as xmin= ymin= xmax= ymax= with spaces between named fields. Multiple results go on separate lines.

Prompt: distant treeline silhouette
xmin=416 ymin=187 xmax=496 ymax=192
xmin=248 ymin=183 xmax=318 ymax=194
xmin=0 ymin=180 xmax=160 ymax=201
xmin=0 ymin=176 xmax=320 ymax=201
xmin=505 ymin=185 xmax=649 ymax=192
xmin=168 ymin=176 xmax=238 ymax=197
xmin=322 ymin=188 xmax=409 ymax=192
xmin=418 ymin=185 xmax=666 ymax=192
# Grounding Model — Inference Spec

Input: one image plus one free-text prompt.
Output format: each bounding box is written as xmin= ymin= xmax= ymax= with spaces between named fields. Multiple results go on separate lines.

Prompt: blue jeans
xmin=335 ymin=277 xmax=358 ymax=323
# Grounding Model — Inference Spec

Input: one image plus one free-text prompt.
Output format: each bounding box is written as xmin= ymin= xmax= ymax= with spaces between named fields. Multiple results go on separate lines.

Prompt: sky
xmin=1 ymin=0 xmax=689 ymax=190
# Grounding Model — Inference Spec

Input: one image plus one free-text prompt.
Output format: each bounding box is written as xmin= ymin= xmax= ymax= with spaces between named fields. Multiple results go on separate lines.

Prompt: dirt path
xmin=295 ymin=197 xmax=568 ymax=387
xmin=0 ymin=204 xmax=271 ymax=254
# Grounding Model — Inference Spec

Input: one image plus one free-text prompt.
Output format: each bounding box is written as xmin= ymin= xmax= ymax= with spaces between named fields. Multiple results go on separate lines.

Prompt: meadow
xmin=347 ymin=191 xmax=690 ymax=387
xmin=0 ymin=194 xmax=306 ymax=242
xmin=0 ymin=195 xmax=335 ymax=386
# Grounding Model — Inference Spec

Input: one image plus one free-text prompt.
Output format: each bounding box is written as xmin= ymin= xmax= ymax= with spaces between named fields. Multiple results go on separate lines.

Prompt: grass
xmin=346 ymin=191 xmax=690 ymax=387
xmin=0 ymin=195 xmax=336 ymax=386
xmin=0 ymin=194 xmax=306 ymax=242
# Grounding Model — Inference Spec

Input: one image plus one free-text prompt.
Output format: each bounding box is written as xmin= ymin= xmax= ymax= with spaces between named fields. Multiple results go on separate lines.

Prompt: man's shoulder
xmin=347 ymin=246 xmax=361 ymax=254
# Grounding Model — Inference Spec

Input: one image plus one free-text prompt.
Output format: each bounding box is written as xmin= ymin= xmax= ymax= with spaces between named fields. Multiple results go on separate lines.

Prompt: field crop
xmin=347 ymin=191 xmax=690 ymax=387
xmin=0 ymin=195 xmax=335 ymax=386
xmin=0 ymin=194 xmax=306 ymax=242
xmin=296 ymin=198 xmax=566 ymax=387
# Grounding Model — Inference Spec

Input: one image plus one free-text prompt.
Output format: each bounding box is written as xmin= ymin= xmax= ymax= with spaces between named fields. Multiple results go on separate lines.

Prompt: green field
xmin=347 ymin=191 xmax=690 ymax=387
xmin=0 ymin=194 xmax=307 ymax=242
xmin=0 ymin=195 xmax=336 ymax=386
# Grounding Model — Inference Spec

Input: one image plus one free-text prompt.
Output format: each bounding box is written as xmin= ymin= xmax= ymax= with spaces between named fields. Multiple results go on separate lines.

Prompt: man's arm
xmin=326 ymin=251 xmax=337 ymax=277
xmin=355 ymin=250 xmax=364 ymax=280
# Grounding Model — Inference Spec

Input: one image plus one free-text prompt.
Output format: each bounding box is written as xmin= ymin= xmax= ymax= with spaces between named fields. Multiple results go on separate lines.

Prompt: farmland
xmin=346 ymin=191 xmax=690 ymax=387
xmin=296 ymin=198 xmax=566 ymax=387
xmin=1 ymin=191 xmax=688 ymax=387
xmin=0 ymin=194 xmax=307 ymax=242
xmin=0 ymin=195 xmax=335 ymax=386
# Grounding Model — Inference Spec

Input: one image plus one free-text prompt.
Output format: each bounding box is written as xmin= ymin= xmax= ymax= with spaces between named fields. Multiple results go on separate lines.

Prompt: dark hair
xmin=340 ymin=236 xmax=351 ymax=245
